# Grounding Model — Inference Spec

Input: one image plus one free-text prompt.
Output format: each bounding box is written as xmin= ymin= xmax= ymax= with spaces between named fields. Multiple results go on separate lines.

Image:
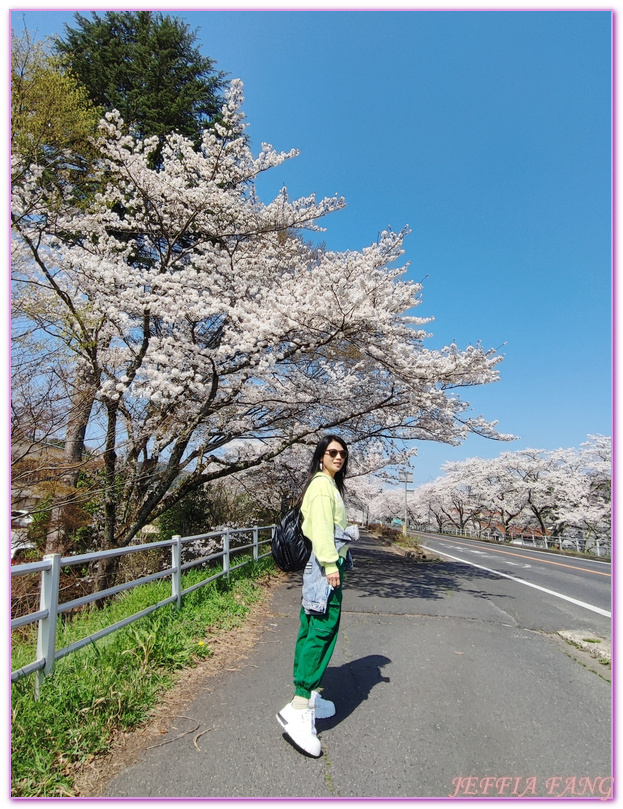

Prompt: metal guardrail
xmin=429 ymin=527 xmax=611 ymax=558
xmin=11 ymin=525 xmax=275 ymax=695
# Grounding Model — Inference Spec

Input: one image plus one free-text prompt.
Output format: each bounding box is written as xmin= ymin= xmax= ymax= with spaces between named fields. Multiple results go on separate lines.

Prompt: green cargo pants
xmin=293 ymin=557 xmax=344 ymax=699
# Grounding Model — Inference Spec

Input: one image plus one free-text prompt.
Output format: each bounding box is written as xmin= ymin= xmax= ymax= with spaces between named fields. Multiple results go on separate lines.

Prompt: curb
xmin=557 ymin=630 xmax=611 ymax=663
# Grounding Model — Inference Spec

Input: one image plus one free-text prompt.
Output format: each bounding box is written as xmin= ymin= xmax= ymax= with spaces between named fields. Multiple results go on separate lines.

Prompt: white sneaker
xmin=276 ymin=702 xmax=322 ymax=756
xmin=310 ymin=690 xmax=336 ymax=719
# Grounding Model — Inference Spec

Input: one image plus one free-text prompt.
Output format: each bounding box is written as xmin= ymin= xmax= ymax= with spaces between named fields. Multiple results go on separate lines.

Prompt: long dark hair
xmin=297 ymin=434 xmax=349 ymax=504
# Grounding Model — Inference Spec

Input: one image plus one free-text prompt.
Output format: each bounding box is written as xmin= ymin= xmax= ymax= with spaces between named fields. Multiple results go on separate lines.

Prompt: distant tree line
xmin=359 ymin=435 xmax=611 ymax=540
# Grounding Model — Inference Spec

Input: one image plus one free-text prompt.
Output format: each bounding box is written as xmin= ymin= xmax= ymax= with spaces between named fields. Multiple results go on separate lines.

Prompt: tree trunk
xmin=43 ymin=375 xmax=99 ymax=556
xmin=62 ymin=375 xmax=99 ymax=489
xmin=90 ymin=400 xmax=120 ymax=599
xmin=93 ymin=554 xmax=121 ymax=604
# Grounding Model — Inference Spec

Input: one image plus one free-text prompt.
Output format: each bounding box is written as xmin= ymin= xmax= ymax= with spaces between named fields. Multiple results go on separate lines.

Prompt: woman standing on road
xmin=276 ymin=434 xmax=358 ymax=757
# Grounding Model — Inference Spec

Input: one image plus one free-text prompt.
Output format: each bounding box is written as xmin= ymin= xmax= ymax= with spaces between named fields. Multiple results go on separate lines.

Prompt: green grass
xmin=11 ymin=556 xmax=275 ymax=797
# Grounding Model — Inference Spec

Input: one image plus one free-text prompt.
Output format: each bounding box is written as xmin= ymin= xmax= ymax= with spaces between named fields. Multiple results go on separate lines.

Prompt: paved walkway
xmin=103 ymin=532 xmax=612 ymax=799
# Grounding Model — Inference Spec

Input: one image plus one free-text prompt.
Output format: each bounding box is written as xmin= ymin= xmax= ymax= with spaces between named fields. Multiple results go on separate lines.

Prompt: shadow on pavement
xmin=279 ymin=534 xmax=514 ymax=604
xmin=317 ymin=654 xmax=392 ymax=730
xmin=346 ymin=556 xmax=512 ymax=602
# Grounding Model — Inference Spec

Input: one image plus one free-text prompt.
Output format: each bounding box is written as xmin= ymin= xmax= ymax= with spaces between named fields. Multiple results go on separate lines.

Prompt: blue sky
xmin=10 ymin=7 xmax=612 ymax=485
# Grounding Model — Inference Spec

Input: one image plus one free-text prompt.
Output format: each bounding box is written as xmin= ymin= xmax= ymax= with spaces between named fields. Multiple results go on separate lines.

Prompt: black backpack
xmin=271 ymin=507 xmax=312 ymax=572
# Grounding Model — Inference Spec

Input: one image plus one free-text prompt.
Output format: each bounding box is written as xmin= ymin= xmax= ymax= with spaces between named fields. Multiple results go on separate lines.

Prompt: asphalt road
xmin=103 ymin=532 xmax=612 ymax=799
xmin=416 ymin=532 xmax=611 ymax=634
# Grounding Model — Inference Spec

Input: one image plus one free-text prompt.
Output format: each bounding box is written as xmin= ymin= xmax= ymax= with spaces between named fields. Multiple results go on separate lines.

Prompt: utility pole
xmin=398 ymin=468 xmax=414 ymax=534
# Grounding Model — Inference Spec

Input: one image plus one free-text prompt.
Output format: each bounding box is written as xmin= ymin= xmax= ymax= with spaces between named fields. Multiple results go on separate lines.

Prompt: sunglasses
xmin=325 ymin=449 xmax=348 ymax=459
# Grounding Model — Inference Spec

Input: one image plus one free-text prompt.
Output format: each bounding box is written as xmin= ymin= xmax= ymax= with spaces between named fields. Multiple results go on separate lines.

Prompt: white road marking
xmin=421 ymin=545 xmax=611 ymax=619
xmin=420 ymin=534 xmax=611 ymax=567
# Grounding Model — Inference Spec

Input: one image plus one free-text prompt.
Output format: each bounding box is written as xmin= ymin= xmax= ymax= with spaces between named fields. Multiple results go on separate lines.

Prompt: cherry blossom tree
xmin=549 ymin=436 xmax=611 ymax=538
xmin=346 ymin=473 xmax=387 ymax=525
xmin=409 ymin=482 xmax=449 ymax=532
xmin=12 ymin=80 xmax=508 ymax=579
xmin=410 ymin=436 xmax=611 ymax=541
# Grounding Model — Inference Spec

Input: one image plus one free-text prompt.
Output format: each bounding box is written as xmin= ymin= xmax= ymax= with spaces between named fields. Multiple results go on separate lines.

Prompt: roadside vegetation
xmin=11 ymin=557 xmax=275 ymax=798
xmin=370 ymin=523 xmax=428 ymax=557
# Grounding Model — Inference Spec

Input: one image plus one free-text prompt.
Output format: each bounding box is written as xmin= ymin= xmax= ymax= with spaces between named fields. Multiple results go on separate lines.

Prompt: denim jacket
xmin=301 ymin=524 xmax=359 ymax=614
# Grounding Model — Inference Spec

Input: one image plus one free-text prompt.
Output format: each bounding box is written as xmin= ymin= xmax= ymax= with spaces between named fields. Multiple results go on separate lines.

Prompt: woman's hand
xmin=326 ymin=570 xmax=340 ymax=588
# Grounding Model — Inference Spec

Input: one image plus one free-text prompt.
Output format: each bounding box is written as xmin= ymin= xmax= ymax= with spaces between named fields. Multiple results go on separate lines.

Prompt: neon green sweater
xmin=301 ymin=472 xmax=348 ymax=575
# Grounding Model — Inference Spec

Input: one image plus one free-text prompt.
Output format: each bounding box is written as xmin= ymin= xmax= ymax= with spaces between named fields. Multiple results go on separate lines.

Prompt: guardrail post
xmin=253 ymin=527 xmax=259 ymax=562
xmin=35 ymin=553 xmax=61 ymax=697
xmin=171 ymin=536 xmax=182 ymax=608
xmin=223 ymin=529 xmax=230 ymax=577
